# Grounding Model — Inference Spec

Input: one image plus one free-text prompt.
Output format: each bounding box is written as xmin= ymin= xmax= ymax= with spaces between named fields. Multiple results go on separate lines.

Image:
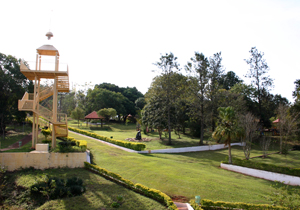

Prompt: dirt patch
xmin=170 ymin=195 xmax=189 ymax=203
xmin=125 ymin=138 xmax=152 ymax=142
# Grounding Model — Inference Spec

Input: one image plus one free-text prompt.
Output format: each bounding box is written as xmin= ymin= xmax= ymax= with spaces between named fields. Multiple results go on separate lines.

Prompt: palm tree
xmin=213 ymin=106 xmax=242 ymax=164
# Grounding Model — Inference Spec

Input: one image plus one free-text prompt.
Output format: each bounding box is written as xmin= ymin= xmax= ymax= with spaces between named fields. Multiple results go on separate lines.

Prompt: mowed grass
xmin=11 ymin=168 xmax=166 ymax=210
xmin=68 ymin=119 xmax=215 ymax=150
xmin=69 ymin=131 xmax=300 ymax=205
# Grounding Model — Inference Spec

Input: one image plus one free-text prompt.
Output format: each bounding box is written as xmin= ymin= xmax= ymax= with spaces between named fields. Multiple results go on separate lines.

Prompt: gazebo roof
xmin=85 ymin=111 xmax=104 ymax=119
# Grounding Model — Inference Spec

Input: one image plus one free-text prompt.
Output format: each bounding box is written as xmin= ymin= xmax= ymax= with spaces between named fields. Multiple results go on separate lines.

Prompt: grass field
xmin=68 ymin=131 xmax=300 ymax=205
xmin=3 ymin=121 xmax=300 ymax=208
xmin=3 ymin=168 xmax=166 ymax=210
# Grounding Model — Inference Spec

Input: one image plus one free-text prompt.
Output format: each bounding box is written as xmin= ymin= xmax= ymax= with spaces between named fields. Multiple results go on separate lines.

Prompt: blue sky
xmin=1 ymin=0 xmax=300 ymax=102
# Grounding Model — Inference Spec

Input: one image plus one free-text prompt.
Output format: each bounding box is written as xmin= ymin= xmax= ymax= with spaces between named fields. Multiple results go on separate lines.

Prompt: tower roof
xmin=36 ymin=44 xmax=59 ymax=56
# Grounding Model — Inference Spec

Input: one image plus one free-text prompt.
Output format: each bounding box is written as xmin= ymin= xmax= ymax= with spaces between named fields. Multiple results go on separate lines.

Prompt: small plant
xmin=111 ymin=202 xmax=120 ymax=208
xmin=116 ymin=195 xmax=124 ymax=202
xmin=110 ymin=195 xmax=124 ymax=208
xmin=41 ymin=128 xmax=51 ymax=141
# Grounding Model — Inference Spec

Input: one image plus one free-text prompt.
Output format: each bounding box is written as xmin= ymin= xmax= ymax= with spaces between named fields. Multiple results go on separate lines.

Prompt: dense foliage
xmin=0 ymin=53 xmax=30 ymax=135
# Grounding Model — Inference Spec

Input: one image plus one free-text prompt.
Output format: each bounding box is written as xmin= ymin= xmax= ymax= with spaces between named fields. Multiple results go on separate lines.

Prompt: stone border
xmin=220 ymin=163 xmax=300 ymax=186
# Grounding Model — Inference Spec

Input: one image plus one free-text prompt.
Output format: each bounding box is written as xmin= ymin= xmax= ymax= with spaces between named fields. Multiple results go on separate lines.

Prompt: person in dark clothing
xmin=136 ymin=130 xmax=141 ymax=140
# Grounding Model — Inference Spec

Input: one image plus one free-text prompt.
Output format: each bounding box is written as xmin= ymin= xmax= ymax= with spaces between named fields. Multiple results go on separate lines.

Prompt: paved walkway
xmin=0 ymin=132 xmax=36 ymax=151
xmin=174 ymin=202 xmax=193 ymax=210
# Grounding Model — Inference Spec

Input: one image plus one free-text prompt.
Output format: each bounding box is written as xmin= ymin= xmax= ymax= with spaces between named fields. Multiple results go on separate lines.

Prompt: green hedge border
xmin=84 ymin=162 xmax=178 ymax=210
xmin=200 ymin=198 xmax=287 ymax=210
xmin=189 ymin=199 xmax=204 ymax=210
xmin=69 ymin=127 xmax=146 ymax=151
xmin=222 ymin=157 xmax=300 ymax=177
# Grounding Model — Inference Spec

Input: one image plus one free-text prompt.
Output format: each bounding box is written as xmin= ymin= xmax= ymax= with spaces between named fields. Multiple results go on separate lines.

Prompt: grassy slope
xmin=12 ymin=168 xmax=166 ymax=210
xmin=69 ymin=131 xmax=300 ymax=204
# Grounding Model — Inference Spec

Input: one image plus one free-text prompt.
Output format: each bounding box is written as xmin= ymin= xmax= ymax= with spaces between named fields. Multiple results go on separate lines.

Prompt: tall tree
xmin=213 ymin=106 xmax=242 ymax=164
xmin=208 ymin=52 xmax=225 ymax=131
xmin=219 ymin=71 xmax=243 ymax=90
xmin=98 ymin=108 xmax=117 ymax=122
xmin=185 ymin=52 xmax=209 ymax=145
xmin=71 ymin=107 xmax=85 ymax=127
xmin=0 ymin=53 xmax=28 ymax=135
xmin=245 ymin=47 xmax=273 ymax=125
xmin=153 ymin=53 xmax=180 ymax=145
xmin=86 ymin=87 xmax=134 ymax=120
xmin=239 ymin=112 xmax=258 ymax=160
xmin=142 ymin=96 xmax=167 ymax=139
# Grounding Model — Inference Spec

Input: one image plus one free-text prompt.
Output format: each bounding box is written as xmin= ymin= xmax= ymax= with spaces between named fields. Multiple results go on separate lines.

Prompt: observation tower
xmin=18 ymin=32 xmax=69 ymax=149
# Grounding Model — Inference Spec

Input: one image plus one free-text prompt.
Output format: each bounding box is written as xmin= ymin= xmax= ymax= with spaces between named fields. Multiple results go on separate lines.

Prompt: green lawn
xmin=4 ymin=122 xmax=300 ymax=207
xmin=4 ymin=168 xmax=166 ymax=210
xmin=69 ymin=131 xmax=300 ymax=205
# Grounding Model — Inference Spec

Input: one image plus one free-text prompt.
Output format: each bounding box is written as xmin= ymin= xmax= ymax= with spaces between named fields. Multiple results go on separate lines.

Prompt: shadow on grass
xmin=57 ymin=169 xmax=166 ymax=210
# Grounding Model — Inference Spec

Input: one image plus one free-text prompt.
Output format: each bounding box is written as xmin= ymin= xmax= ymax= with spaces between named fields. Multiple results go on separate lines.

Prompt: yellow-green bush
xmin=201 ymin=199 xmax=288 ymax=210
xmin=60 ymin=136 xmax=87 ymax=151
xmin=84 ymin=162 xmax=177 ymax=210
xmin=68 ymin=126 xmax=146 ymax=151
xmin=189 ymin=199 xmax=203 ymax=210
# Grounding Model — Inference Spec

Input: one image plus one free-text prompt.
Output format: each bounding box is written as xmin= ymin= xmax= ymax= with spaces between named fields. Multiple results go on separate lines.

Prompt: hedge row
xmin=201 ymin=199 xmax=287 ymax=210
xmin=68 ymin=126 xmax=146 ymax=151
xmin=223 ymin=157 xmax=300 ymax=177
xmin=60 ymin=136 xmax=87 ymax=151
xmin=189 ymin=199 xmax=204 ymax=210
xmin=84 ymin=162 xmax=177 ymax=210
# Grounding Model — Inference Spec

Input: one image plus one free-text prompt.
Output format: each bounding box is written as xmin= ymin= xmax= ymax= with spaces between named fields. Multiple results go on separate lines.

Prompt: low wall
xmin=0 ymin=152 xmax=87 ymax=171
xmin=138 ymin=142 xmax=245 ymax=154
xmin=221 ymin=163 xmax=300 ymax=186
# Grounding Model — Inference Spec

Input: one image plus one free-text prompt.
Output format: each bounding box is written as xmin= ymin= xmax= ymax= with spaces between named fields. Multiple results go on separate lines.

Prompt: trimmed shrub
xmin=84 ymin=162 xmax=177 ymax=210
xmin=189 ymin=199 xmax=204 ymax=210
xmin=201 ymin=198 xmax=288 ymax=210
xmin=68 ymin=126 xmax=146 ymax=151
xmin=59 ymin=136 xmax=87 ymax=152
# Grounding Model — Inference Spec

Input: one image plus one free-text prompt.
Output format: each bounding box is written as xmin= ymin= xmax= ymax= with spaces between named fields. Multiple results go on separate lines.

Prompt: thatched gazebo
xmin=84 ymin=111 xmax=105 ymax=127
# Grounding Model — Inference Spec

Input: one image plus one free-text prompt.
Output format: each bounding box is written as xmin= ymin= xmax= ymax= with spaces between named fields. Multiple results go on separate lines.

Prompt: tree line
xmin=142 ymin=47 xmax=294 ymax=146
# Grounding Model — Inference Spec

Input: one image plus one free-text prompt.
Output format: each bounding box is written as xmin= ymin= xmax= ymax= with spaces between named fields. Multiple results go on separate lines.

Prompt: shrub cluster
xmin=30 ymin=175 xmax=85 ymax=202
xmin=69 ymin=127 xmax=146 ymax=151
xmin=222 ymin=157 xmax=300 ymax=177
xmin=84 ymin=162 xmax=177 ymax=210
xmin=201 ymin=199 xmax=288 ymax=210
xmin=59 ymin=136 xmax=87 ymax=152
